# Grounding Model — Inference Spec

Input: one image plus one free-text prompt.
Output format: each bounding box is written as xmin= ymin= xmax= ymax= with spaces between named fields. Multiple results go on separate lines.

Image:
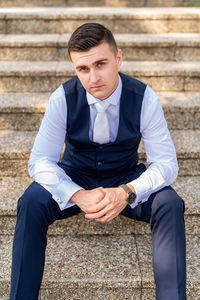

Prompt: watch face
xmin=127 ymin=192 xmax=136 ymax=204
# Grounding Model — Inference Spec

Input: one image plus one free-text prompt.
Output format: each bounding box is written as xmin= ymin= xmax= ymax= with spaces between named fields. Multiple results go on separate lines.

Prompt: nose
xmin=90 ymin=68 xmax=99 ymax=84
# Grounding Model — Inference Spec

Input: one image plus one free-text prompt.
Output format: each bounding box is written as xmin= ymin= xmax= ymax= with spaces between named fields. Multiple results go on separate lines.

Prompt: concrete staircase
xmin=0 ymin=0 xmax=199 ymax=7
xmin=0 ymin=1 xmax=199 ymax=299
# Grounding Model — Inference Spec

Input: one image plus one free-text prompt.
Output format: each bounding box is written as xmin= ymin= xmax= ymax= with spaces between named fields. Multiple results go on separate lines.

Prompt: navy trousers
xmin=9 ymin=172 xmax=186 ymax=300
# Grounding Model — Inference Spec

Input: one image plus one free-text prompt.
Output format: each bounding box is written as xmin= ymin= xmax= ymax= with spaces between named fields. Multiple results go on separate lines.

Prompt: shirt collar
xmin=86 ymin=74 xmax=122 ymax=106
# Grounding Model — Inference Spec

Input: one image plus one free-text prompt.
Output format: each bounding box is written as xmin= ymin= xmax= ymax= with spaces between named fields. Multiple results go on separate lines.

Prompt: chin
xmin=91 ymin=92 xmax=107 ymax=100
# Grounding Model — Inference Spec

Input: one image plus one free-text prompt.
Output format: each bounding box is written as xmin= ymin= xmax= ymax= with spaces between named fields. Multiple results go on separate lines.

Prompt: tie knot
xmin=94 ymin=101 xmax=110 ymax=113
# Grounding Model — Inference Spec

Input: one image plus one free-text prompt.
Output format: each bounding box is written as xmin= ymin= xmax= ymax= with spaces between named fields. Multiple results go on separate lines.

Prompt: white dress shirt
xmin=28 ymin=75 xmax=178 ymax=210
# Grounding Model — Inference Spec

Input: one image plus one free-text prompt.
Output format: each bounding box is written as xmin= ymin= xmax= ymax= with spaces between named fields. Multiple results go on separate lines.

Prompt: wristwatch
xmin=119 ymin=184 xmax=136 ymax=205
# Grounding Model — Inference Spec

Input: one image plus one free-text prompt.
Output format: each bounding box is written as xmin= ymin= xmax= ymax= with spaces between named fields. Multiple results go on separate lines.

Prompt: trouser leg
xmin=150 ymin=187 xmax=186 ymax=300
xmin=9 ymin=182 xmax=81 ymax=300
xmin=121 ymin=186 xmax=186 ymax=300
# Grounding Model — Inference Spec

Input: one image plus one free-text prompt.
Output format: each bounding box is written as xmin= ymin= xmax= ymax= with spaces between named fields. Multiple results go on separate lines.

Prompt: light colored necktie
xmin=93 ymin=101 xmax=110 ymax=144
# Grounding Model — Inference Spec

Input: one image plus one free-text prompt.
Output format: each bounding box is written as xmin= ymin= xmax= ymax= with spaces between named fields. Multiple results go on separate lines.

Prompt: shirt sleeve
xmin=128 ymin=85 xmax=179 ymax=208
xmin=28 ymin=85 xmax=83 ymax=210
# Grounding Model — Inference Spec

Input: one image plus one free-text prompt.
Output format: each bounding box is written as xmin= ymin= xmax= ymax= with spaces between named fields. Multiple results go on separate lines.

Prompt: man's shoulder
xmin=119 ymin=72 xmax=147 ymax=96
xmin=62 ymin=76 xmax=82 ymax=94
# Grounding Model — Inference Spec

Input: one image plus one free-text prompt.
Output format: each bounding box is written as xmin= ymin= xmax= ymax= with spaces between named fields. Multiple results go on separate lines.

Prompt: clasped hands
xmin=70 ymin=187 xmax=128 ymax=223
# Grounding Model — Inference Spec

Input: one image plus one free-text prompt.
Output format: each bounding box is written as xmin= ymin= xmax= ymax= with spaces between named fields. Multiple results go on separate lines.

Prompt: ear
xmin=116 ymin=48 xmax=122 ymax=68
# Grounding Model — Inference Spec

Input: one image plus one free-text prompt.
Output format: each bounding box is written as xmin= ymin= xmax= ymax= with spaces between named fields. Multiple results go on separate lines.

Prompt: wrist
xmin=119 ymin=184 xmax=136 ymax=205
xmin=118 ymin=186 xmax=127 ymax=201
xmin=127 ymin=184 xmax=136 ymax=195
xmin=70 ymin=189 xmax=85 ymax=204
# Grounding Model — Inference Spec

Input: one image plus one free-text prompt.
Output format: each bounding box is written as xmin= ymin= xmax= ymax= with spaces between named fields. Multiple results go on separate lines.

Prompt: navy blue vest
xmin=59 ymin=73 xmax=146 ymax=189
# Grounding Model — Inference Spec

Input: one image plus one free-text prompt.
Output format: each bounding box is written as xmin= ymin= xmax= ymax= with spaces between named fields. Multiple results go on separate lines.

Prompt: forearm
xmin=128 ymin=160 xmax=178 ymax=208
xmin=28 ymin=156 xmax=83 ymax=210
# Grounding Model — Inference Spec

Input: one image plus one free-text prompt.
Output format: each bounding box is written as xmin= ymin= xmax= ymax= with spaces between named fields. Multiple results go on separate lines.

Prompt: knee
xmin=152 ymin=186 xmax=185 ymax=215
xmin=17 ymin=182 xmax=52 ymax=214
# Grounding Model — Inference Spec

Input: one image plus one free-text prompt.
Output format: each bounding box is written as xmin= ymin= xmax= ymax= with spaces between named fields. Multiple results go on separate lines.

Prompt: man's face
xmin=70 ymin=42 xmax=122 ymax=100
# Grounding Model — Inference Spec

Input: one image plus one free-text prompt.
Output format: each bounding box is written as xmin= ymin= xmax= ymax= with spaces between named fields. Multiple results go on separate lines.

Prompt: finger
xmin=86 ymin=197 xmax=109 ymax=214
xmin=85 ymin=204 xmax=112 ymax=219
xmin=98 ymin=186 xmax=105 ymax=192
xmin=96 ymin=212 xmax=116 ymax=223
xmin=91 ymin=192 xmax=111 ymax=212
xmin=95 ymin=202 xmax=126 ymax=223
xmin=85 ymin=197 xmax=108 ymax=214
xmin=96 ymin=188 xmax=106 ymax=202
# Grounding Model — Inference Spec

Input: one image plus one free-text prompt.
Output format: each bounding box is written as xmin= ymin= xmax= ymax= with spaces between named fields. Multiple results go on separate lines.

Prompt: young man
xmin=10 ymin=23 xmax=186 ymax=300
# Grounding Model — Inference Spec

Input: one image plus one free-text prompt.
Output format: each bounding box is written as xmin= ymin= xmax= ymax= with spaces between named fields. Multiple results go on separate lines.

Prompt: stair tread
xmin=0 ymin=60 xmax=200 ymax=76
xmin=1 ymin=33 xmax=200 ymax=47
xmin=0 ymin=0 xmax=197 ymax=8
xmin=0 ymin=234 xmax=199 ymax=289
xmin=1 ymin=7 xmax=199 ymax=35
xmin=0 ymin=7 xmax=200 ymax=19
xmin=1 ymin=234 xmax=141 ymax=283
xmin=0 ymin=234 xmax=142 ymax=285
xmin=0 ymin=92 xmax=49 ymax=112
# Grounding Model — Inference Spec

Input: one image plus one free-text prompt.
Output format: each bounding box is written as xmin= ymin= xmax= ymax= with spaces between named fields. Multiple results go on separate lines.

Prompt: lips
xmin=91 ymin=85 xmax=104 ymax=90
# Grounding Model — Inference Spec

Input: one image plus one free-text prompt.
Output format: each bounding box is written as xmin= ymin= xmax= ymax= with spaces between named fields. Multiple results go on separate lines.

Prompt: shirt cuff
xmin=127 ymin=176 xmax=151 ymax=208
xmin=52 ymin=179 xmax=83 ymax=210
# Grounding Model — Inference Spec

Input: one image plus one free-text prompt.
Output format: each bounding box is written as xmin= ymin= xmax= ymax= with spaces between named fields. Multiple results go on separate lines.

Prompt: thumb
xmin=98 ymin=186 xmax=106 ymax=194
xmin=97 ymin=187 xmax=106 ymax=200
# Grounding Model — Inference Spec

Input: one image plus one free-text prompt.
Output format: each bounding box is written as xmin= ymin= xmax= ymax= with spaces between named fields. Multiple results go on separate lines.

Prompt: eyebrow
xmin=75 ymin=58 xmax=108 ymax=70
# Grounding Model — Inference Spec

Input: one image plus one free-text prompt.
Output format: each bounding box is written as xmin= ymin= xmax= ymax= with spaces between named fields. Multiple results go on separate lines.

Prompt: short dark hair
xmin=68 ymin=23 xmax=118 ymax=57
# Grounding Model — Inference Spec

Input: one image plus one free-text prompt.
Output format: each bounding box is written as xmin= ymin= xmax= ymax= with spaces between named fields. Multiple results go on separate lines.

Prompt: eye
xmin=97 ymin=62 xmax=105 ymax=68
xmin=78 ymin=67 xmax=88 ymax=72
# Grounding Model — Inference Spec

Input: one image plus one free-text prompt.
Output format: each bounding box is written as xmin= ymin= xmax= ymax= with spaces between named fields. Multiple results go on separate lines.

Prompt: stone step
xmin=1 ymin=33 xmax=200 ymax=61
xmin=0 ymin=0 xmax=195 ymax=8
xmin=0 ymin=175 xmax=199 ymax=236
xmin=0 ymin=130 xmax=199 ymax=177
xmin=0 ymin=61 xmax=200 ymax=93
xmin=0 ymin=233 xmax=199 ymax=299
xmin=0 ymin=92 xmax=200 ymax=131
xmin=0 ymin=7 xmax=200 ymax=34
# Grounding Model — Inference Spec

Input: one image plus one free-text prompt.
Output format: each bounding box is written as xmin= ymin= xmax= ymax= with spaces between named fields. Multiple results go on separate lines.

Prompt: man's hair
xmin=68 ymin=23 xmax=118 ymax=57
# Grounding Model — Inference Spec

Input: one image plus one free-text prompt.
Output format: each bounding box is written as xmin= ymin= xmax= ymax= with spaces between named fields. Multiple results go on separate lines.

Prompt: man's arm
xmin=28 ymin=85 xmax=84 ymax=210
xmin=128 ymin=85 xmax=178 ymax=206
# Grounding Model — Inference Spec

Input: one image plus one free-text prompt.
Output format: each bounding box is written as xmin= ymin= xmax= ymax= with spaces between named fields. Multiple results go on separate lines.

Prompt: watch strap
xmin=120 ymin=184 xmax=132 ymax=195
